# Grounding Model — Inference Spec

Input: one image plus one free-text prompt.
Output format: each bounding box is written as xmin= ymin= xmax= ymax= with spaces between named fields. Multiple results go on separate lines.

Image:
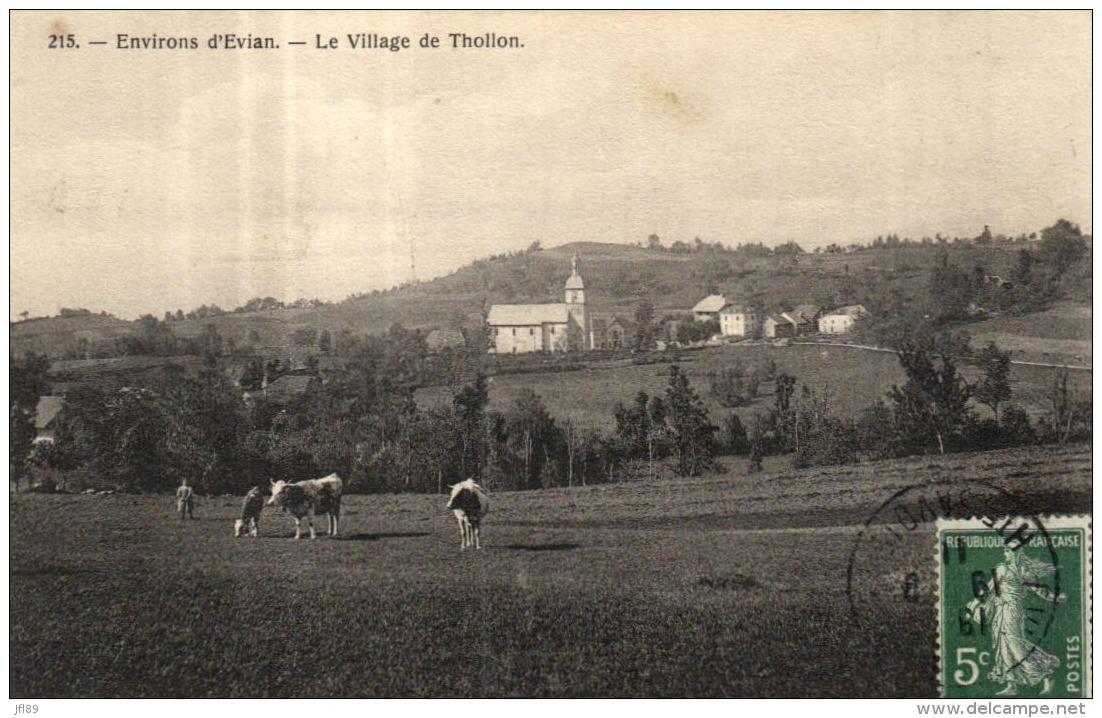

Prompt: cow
xmin=447 ymin=478 xmax=489 ymax=550
xmin=176 ymin=481 xmax=195 ymax=520
xmin=234 ymin=487 xmax=264 ymax=537
xmin=267 ymin=474 xmax=343 ymax=540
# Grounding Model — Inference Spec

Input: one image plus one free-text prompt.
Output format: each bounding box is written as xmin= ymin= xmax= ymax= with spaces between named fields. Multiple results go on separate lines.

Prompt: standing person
xmin=176 ymin=480 xmax=195 ymax=520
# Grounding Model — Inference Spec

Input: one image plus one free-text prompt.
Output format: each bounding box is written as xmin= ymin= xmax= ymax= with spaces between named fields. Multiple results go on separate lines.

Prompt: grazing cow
xmin=267 ymin=474 xmax=342 ymax=540
xmin=234 ymin=487 xmax=264 ymax=537
xmin=176 ymin=481 xmax=195 ymax=520
xmin=447 ymin=479 xmax=489 ymax=550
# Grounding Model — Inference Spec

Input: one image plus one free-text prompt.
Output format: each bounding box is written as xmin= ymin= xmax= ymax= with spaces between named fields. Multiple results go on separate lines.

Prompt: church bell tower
xmin=565 ymin=251 xmax=588 ymax=350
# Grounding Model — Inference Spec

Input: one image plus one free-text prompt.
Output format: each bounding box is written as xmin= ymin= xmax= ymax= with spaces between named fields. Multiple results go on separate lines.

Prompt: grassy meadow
xmin=10 ymin=443 xmax=1091 ymax=697
xmin=417 ymin=343 xmax=1090 ymax=432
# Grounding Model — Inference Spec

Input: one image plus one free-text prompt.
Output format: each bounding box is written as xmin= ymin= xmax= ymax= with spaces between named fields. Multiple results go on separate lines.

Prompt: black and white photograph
xmin=7 ymin=10 xmax=1093 ymax=703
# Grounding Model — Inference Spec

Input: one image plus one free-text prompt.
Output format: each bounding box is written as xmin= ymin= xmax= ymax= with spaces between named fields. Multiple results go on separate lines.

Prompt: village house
xmin=691 ymin=295 xmax=727 ymax=322
xmin=763 ymin=305 xmax=820 ymax=338
xmin=762 ymin=314 xmax=795 ymax=339
xmin=817 ymin=304 xmax=869 ymax=334
xmin=589 ymin=314 xmax=635 ymax=350
xmin=787 ymin=304 xmax=821 ymax=336
xmin=487 ymin=253 xmax=589 ymax=354
xmin=718 ymin=304 xmax=759 ymax=339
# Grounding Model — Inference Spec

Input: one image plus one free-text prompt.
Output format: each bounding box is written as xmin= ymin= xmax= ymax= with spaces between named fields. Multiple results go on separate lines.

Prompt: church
xmin=487 ymin=253 xmax=590 ymax=353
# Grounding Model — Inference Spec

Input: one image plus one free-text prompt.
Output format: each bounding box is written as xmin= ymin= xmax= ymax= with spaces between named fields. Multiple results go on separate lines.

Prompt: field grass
xmin=969 ymin=302 xmax=1092 ymax=365
xmin=10 ymin=443 xmax=1091 ymax=697
xmin=418 ymin=343 xmax=1091 ymax=431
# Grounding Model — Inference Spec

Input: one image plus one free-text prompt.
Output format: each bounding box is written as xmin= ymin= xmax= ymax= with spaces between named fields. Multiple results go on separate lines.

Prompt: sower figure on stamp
xmin=966 ymin=546 xmax=1066 ymax=696
xmin=176 ymin=480 xmax=195 ymax=520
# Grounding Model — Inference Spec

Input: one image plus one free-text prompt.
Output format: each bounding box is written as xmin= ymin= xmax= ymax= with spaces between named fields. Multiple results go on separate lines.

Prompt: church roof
xmin=487 ymin=304 xmax=569 ymax=326
xmin=565 ymin=271 xmax=585 ymax=290
xmin=692 ymin=295 xmax=727 ymax=313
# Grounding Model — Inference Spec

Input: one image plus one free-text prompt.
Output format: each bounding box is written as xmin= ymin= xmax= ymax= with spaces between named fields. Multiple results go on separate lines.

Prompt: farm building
xmin=786 ymin=304 xmax=821 ymax=336
xmin=818 ymin=304 xmax=869 ymax=334
xmin=691 ymin=295 xmax=727 ymax=322
xmin=762 ymin=314 xmax=795 ymax=339
xmin=487 ymin=253 xmax=589 ymax=354
xmin=426 ymin=328 xmax=467 ymax=352
xmin=33 ymin=396 xmax=64 ymax=444
xmin=763 ymin=305 xmax=820 ymax=338
xmin=718 ymin=304 xmax=758 ymax=338
xmin=590 ymin=314 xmax=635 ymax=350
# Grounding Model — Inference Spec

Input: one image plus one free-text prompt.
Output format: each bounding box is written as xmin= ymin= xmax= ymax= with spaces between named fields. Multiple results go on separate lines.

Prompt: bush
xmin=708 ymin=366 xmax=758 ymax=408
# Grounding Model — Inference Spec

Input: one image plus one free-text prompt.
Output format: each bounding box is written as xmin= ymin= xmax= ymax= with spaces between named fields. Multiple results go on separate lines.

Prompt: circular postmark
xmin=846 ymin=479 xmax=1063 ymax=679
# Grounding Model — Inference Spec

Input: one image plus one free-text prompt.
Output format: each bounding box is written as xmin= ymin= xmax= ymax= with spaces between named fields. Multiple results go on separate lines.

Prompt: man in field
xmin=176 ymin=480 xmax=195 ymax=520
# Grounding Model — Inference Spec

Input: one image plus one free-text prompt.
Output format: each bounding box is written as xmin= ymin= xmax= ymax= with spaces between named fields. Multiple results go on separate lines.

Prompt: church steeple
xmin=565 ymin=251 xmax=585 ymax=303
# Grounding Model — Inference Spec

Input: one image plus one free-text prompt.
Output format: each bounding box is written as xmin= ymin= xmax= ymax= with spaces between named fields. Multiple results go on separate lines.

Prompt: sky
xmin=10 ymin=11 xmax=1092 ymax=320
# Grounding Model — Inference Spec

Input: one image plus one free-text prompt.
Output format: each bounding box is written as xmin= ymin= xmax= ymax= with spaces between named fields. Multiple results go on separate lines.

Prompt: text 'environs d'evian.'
xmin=109 ymin=32 xmax=524 ymax=51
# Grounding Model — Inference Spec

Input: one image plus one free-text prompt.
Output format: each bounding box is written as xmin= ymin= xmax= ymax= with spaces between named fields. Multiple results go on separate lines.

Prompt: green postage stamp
xmin=938 ymin=515 xmax=1092 ymax=698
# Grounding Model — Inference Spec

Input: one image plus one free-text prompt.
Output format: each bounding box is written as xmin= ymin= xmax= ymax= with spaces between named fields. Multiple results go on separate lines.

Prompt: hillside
xmin=10 ymin=239 xmax=1069 ymax=360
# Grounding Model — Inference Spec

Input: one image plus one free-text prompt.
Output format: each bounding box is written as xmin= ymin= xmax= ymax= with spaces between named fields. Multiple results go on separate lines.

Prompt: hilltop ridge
xmin=8 ymin=237 xmax=1080 ymax=360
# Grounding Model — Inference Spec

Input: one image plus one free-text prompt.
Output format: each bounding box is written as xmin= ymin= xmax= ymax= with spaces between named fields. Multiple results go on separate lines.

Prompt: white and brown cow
xmin=267 ymin=474 xmax=343 ymax=540
xmin=447 ymin=478 xmax=489 ymax=550
xmin=234 ymin=486 xmax=265 ymax=537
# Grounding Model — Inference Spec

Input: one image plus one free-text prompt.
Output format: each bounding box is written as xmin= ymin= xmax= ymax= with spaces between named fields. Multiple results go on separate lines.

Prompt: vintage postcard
xmin=8 ymin=10 xmax=1092 ymax=701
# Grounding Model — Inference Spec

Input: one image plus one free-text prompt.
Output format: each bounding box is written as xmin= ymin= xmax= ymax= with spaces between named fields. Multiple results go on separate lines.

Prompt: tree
xmin=973 ymin=342 xmax=1012 ymax=421
xmin=1045 ymin=369 xmax=1090 ymax=445
xmin=1037 ymin=219 xmax=1087 ymax=275
xmin=664 ymin=365 xmax=717 ymax=476
xmin=647 ymin=233 xmax=662 ymax=250
xmin=452 ymin=373 xmax=489 ymax=480
xmin=719 ymin=413 xmax=749 ymax=455
xmin=888 ymin=339 xmax=974 ymax=454
xmin=10 ymin=353 xmax=51 ymax=488
xmin=505 ymin=389 xmax=561 ymax=490
xmin=927 ymin=262 xmax=976 ymax=321
xmin=318 ymin=329 xmax=333 ymax=355
xmin=200 ymin=324 xmax=224 ymax=360
xmin=709 ymin=367 xmax=753 ymax=408
xmin=291 ymin=327 xmax=318 ymax=347
xmin=633 ymin=299 xmax=656 ymax=351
